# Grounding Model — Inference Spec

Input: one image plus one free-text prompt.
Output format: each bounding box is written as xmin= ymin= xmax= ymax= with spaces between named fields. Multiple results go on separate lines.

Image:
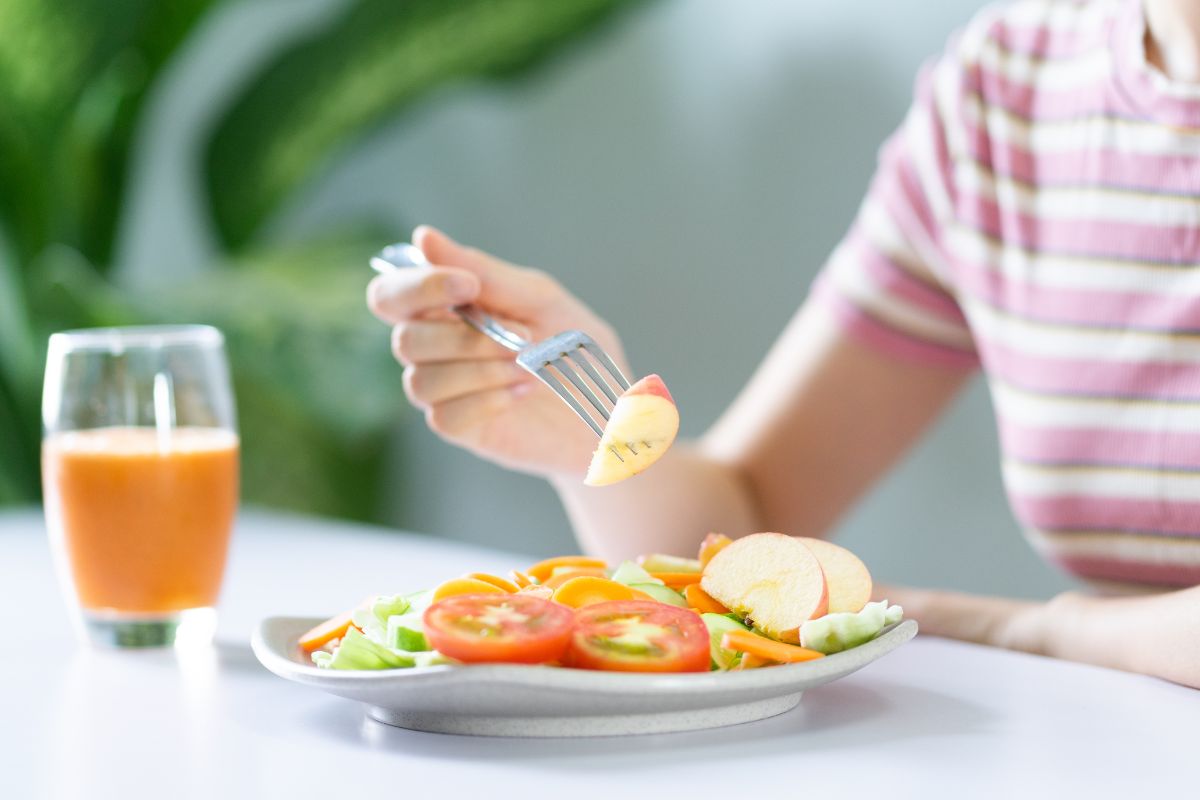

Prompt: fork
xmin=371 ymin=243 xmax=637 ymax=461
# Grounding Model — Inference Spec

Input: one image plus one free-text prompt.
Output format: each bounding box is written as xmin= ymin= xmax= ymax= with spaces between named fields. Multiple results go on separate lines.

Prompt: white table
xmin=3 ymin=508 xmax=1194 ymax=798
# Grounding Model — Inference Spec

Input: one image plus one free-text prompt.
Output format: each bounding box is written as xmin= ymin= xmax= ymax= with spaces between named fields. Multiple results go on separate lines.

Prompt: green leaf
xmin=132 ymin=238 xmax=403 ymax=442
xmin=0 ymin=244 xmax=146 ymax=506
xmin=0 ymin=0 xmax=218 ymax=267
xmin=4 ymin=238 xmax=406 ymax=519
xmin=0 ymin=376 xmax=37 ymax=503
xmin=0 ymin=241 xmax=38 ymax=404
xmin=0 ymin=250 xmax=39 ymax=502
xmin=128 ymin=238 xmax=405 ymax=519
xmin=204 ymin=0 xmax=644 ymax=248
xmin=320 ymin=626 xmax=415 ymax=670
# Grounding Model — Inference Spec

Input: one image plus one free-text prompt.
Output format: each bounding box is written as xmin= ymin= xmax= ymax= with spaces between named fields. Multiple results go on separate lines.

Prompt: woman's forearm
xmin=1032 ymin=587 xmax=1200 ymax=688
xmin=553 ymin=305 xmax=973 ymax=563
xmin=884 ymin=583 xmax=1200 ymax=689
xmin=551 ymin=441 xmax=761 ymax=562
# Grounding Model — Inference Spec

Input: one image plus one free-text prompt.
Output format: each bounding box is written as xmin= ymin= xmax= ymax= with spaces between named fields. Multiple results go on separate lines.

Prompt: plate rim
xmin=252 ymin=614 xmax=918 ymax=692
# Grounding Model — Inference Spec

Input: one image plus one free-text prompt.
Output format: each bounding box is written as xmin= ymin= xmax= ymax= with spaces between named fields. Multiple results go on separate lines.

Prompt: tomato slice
xmin=567 ymin=601 xmax=710 ymax=673
xmin=423 ymin=594 xmax=574 ymax=664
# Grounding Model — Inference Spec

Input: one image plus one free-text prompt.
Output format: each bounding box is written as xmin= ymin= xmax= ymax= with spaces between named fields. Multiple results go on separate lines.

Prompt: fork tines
xmin=516 ymin=331 xmax=631 ymax=455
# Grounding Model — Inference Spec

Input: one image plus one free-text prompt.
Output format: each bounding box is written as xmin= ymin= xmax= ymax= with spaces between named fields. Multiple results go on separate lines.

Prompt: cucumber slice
xmin=386 ymin=612 xmax=430 ymax=652
xmin=701 ymin=612 xmax=750 ymax=670
xmin=610 ymin=560 xmax=665 ymax=586
xmin=638 ymin=553 xmax=702 ymax=573
xmin=630 ymin=582 xmax=688 ymax=608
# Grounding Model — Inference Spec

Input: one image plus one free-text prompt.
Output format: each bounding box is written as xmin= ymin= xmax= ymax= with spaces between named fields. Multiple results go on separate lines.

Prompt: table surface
xmin=3 ymin=508 xmax=1195 ymax=798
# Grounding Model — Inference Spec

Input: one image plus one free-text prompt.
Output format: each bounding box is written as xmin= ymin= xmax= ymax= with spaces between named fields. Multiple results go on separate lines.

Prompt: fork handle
xmin=370 ymin=243 xmax=528 ymax=352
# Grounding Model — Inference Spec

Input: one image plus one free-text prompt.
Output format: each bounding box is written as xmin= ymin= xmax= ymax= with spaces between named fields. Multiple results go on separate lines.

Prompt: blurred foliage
xmin=207 ymin=0 xmax=641 ymax=248
xmin=0 ymin=0 xmax=643 ymax=515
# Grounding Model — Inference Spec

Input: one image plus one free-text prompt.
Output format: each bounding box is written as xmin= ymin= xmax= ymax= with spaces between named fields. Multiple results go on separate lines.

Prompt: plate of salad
xmin=253 ymin=532 xmax=917 ymax=737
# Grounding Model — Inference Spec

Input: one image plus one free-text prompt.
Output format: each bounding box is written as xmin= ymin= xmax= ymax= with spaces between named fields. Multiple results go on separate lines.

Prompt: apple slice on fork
xmin=584 ymin=374 xmax=679 ymax=486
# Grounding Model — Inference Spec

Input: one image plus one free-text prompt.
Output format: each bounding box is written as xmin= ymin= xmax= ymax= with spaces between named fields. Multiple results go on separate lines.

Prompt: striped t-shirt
xmin=815 ymin=0 xmax=1200 ymax=588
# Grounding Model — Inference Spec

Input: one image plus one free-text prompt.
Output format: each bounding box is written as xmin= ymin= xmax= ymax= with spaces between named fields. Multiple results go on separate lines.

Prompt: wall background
xmin=119 ymin=0 xmax=1079 ymax=599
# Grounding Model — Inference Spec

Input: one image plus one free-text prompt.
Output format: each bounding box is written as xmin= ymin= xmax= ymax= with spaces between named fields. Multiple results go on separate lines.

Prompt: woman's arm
xmin=884 ymin=583 xmax=1200 ymax=689
xmin=555 ymin=299 xmax=972 ymax=560
xmin=367 ymin=226 xmax=967 ymax=559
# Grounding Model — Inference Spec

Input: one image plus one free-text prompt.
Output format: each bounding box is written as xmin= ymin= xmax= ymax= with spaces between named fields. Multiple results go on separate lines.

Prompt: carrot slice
xmin=699 ymin=533 xmax=733 ymax=569
xmin=298 ymin=610 xmax=356 ymax=652
xmin=551 ymin=576 xmax=652 ymax=609
xmin=509 ymin=570 xmax=534 ymax=588
xmin=465 ymin=572 xmax=520 ymax=593
xmin=542 ymin=567 xmax=608 ymax=589
xmin=432 ymin=577 xmax=506 ymax=602
xmin=526 ymin=556 xmax=607 ymax=582
xmin=648 ymin=571 xmax=703 ymax=589
xmin=297 ymin=596 xmax=372 ymax=652
xmin=734 ymin=653 xmax=777 ymax=670
xmin=683 ymin=583 xmax=730 ymax=614
xmin=720 ymin=630 xmax=825 ymax=664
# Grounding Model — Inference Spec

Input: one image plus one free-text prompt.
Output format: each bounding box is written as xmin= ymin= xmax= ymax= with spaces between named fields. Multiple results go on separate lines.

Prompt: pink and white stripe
xmin=815 ymin=0 xmax=1200 ymax=587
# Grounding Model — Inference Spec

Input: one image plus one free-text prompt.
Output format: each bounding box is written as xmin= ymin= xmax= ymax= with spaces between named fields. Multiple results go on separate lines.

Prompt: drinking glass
xmin=42 ymin=325 xmax=239 ymax=647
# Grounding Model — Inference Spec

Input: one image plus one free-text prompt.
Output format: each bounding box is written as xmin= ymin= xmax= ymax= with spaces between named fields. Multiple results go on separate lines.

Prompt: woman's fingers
xmin=391 ymin=320 xmax=529 ymax=365
xmin=403 ymin=360 xmax=529 ymax=409
xmin=425 ymin=386 xmax=519 ymax=441
xmin=366 ymin=266 xmax=480 ymax=324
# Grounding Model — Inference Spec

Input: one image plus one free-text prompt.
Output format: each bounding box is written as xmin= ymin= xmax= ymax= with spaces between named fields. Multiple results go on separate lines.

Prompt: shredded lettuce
xmin=799 ymin=600 xmax=903 ymax=655
xmin=411 ymin=651 xmax=457 ymax=668
xmin=404 ymin=589 xmax=435 ymax=615
xmin=352 ymin=594 xmax=411 ymax=644
xmin=319 ymin=627 xmax=416 ymax=670
xmin=311 ymin=589 xmax=443 ymax=670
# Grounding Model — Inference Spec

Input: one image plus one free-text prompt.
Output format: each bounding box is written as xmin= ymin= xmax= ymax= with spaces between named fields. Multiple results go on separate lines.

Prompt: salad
xmin=301 ymin=532 xmax=903 ymax=673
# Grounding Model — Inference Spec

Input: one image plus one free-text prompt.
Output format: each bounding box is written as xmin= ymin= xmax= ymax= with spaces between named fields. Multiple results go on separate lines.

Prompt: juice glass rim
xmin=48 ymin=324 xmax=224 ymax=354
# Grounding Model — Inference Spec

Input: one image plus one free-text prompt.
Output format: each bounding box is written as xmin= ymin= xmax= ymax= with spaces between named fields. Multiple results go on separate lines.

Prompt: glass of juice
xmin=42 ymin=325 xmax=239 ymax=647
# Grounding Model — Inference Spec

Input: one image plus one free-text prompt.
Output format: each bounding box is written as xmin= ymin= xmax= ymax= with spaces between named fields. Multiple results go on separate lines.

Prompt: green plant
xmin=0 ymin=0 xmax=643 ymax=515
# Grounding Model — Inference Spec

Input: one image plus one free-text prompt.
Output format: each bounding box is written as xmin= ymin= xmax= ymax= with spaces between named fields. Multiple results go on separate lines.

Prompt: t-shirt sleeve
xmin=811 ymin=44 xmax=979 ymax=371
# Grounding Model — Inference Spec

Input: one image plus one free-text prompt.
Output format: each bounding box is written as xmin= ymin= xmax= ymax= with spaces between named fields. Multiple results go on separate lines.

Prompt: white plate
xmin=253 ymin=616 xmax=917 ymax=737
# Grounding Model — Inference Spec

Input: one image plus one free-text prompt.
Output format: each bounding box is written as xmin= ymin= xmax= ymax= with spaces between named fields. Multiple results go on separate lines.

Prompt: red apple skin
xmin=584 ymin=373 xmax=679 ymax=486
xmin=625 ymin=374 xmax=674 ymax=403
xmin=795 ymin=537 xmax=873 ymax=614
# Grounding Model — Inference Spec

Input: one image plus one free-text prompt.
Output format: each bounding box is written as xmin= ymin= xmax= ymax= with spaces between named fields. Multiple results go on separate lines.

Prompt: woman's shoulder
xmin=918 ymin=0 xmax=1126 ymax=143
xmin=949 ymin=0 xmax=1122 ymax=69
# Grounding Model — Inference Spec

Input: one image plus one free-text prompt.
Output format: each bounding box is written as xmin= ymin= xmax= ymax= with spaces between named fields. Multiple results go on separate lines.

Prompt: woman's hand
xmin=367 ymin=226 xmax=629 ymax=479
xmin=881 ymin=583 xmax=1200 ymax=689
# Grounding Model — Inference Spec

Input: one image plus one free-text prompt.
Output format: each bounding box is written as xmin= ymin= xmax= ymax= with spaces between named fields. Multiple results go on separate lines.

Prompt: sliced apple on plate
xmin=584 ymin=374 xmax=679 ymax=487
xmin=795 ymin=537 xmax=873 ymax=614
xmin=700 ymin=533 xmax=828 ymax=644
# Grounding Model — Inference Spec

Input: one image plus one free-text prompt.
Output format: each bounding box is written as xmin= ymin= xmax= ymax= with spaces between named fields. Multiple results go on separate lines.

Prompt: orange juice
xmin=42 ymin=427 xmax=239 ymax=613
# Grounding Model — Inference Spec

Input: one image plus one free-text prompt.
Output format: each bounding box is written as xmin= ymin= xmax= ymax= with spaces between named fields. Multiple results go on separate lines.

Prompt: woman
xmin=368 ymin=0 xmax=1200 ymax=688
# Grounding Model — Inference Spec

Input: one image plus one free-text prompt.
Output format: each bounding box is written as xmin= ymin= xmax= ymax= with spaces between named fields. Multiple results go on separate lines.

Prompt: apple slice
xmin=795 ymin=537 xmax=873 ymax=614
xmin=584 ymin=374 xmax=679 ymax=487
xmin=700 ymin=533 xmax=828 ymax=644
